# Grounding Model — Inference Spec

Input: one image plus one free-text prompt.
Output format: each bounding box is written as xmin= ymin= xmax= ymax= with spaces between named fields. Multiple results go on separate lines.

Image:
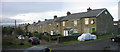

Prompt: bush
xmin=2 ymin=35 xmax=31 ymax=46
xmin=41 ymin=35 xmax=50 ymax=42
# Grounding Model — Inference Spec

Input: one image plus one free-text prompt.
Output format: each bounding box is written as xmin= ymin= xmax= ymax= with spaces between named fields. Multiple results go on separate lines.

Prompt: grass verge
xmin=61 ymin=33 xmax=120 ymax=45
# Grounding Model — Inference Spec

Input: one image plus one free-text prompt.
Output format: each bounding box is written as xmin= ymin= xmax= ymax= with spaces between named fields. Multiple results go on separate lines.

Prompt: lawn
xmin=61 ymin=33 xmax=120 ymax=45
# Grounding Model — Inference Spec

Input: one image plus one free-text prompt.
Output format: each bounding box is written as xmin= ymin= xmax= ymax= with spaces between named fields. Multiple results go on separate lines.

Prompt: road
xmin=48 ymin=38 xmax=120 ymax=51
xmin=2 ymin=38 xmax=120 ymax=52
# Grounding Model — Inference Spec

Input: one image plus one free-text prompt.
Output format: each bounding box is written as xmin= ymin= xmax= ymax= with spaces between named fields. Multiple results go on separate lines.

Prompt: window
xmin=91 ymin=19 xmax=95 ymax=24
xmin=40 ymin=25 xmax=41 ymax=28
xmin=73 ymin=29 xmax=78 ymax=33
xmin=85 ymin=18 xmax=89 ymax=25
xmin=57 ymin=23 xmax=58 ymax=27
xmin=63 ymin=21 xmax=65 ymax=26
xmin=49 ymin=24 xmax=51 ymax=26
xmin=74 ymin=20 xmax=77 ymax=26
xmin=105 ymin=11 xmax=107 ymax=15
xmin=84 ymin=28 xmax=89 ymax=33
xmin=114 ymin=23 xmax=118 ymax=25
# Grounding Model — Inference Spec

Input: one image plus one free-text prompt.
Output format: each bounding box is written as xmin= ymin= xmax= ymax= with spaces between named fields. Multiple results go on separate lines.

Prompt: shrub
xmin=2 ymin=35 xmax=31 ymax=46
xmin=41 ymin=35 xmax=50 ymax=42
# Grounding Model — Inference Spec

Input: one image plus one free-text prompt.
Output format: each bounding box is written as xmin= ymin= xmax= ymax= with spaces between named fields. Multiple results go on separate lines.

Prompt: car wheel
xmin=112 ymin=39 xmax=115 ymax=42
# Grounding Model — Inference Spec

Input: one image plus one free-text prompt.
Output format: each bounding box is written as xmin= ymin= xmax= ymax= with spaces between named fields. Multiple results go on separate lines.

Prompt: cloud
xmin=1 ymin=17 xmax=24 ymax=23
xmin=9 ymin=11 xmax=67 ymax=24
xmin=1 ymin=0 xmax=119 ymax=26
xmin=2 ymin=2 xmax=63 ymax=17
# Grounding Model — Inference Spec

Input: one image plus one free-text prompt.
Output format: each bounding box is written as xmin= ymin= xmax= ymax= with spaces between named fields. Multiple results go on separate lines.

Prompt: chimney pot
xmin=67 ymin=11 xmax=71 ymax=15
xmin=33 ymin=22 xmax=36 ymax=23
xmin=87 ymin=7 xmax=92 ymax=12
xmin=38 ymin=20 xmax=41 ymax=22
xmin=54 ymin=15 xmax=57 ymax=19
xmin=45 ymin=19 xmax=47 ymax=21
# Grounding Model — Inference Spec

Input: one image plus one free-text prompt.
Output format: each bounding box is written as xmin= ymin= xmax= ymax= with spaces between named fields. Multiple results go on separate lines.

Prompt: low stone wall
xmin=57 ymin=35 xmax=79 ymax=43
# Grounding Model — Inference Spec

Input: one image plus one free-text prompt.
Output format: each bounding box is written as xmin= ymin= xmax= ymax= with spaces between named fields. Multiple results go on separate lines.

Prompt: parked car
xmin=78 ymin=33 xmax=97 ymax=41
xmin=111 ymin=34 xmax=120 ymax=42
xmin=72 ymin=33 xmax=81 ymax=36
xmin=29 ymin=37 xmax=40 ymax=45
xmin=23 ymin=46 xmax=51 ymax=52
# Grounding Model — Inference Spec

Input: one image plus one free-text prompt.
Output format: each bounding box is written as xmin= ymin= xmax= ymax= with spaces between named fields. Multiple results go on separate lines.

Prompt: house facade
xmin=27 ymin=8 xmax=115 ymax=36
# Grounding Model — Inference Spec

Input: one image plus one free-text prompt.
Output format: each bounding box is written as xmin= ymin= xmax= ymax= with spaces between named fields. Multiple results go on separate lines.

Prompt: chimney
xmin=38 ymin=20 xmax=41 ymax=22
xmin=67 ymin=11 xmax=71 ymax=15
xmin=54 ymin=15 xmax=57 ymax=19
xmin=45 ymin=19 xmax=47 ymax=21
xmin=33 ymin=22 xmax=36 ymax=23
xmin=87 ymin=7 xmax=92 ymax=12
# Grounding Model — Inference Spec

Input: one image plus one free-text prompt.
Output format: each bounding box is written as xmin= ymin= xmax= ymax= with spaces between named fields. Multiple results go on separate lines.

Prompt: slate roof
xmin=37 ymin=19 xmax=54 ymax=25
xmin=53 ymin=16 xmax=65 ymax=22
xmin=61 ymin=8 xmax=106 ymax=21
xmin=30 ymin=8 xmax=106 ymax=26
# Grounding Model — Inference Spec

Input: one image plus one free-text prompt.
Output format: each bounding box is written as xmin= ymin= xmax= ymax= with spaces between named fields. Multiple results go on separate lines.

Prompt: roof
xmin=37 ymin=19 xmax=54 ymax=25
xmin=53 ymin=16 xmax=65 ymax=22
xmin=61 ymin=8 xmax=106 ymax=21
xmin=113 ymin=21 xmax=118 ymax=23
xmin=64 ymin=28 xmax=72 ymax=30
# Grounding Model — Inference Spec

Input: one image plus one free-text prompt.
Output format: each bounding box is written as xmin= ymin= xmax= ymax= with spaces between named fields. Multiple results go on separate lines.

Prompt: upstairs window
xmin=74 ymin=20 xmax=77 ymax=26
xmin=85 ymin=18 xmax=89 ymax=25
xmin=40 ymin=25 xmax=41 ymax=28
xmin=57 ymin=23 xmax=58 ymax=27
xmin=91 ymin=19 xmax=95 ymax=24
xmin=105 ymin=11 xmax=107 ymax=15
xmin=114 ymin=23 xmax=118 ymax=25
xmin=63 ymin=21 xmax=65 ymax=26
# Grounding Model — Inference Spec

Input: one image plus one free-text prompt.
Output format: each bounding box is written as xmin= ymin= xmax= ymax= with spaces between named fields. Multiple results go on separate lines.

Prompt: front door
xmin=92 ymin=28 xmax=95 ymax=32
xmin=64 ymin=30 xmax=69 ymax=36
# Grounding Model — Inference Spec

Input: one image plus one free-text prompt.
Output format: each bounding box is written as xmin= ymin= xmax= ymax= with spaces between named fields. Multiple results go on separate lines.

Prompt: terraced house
xmin=27 ymin=8 xmax=114 ymax=36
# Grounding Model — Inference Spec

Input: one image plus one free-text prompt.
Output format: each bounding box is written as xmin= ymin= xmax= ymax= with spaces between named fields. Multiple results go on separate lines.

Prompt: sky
xmin=0 ymin=0 xmax=120 ymax=26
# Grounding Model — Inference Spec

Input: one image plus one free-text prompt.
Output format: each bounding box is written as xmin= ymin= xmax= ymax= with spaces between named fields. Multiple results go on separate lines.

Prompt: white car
xmin=77 ymin=33 xmax=97 ymax=41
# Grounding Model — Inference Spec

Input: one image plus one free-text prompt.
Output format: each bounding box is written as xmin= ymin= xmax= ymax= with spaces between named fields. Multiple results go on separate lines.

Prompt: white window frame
xmin=63 ymin=21 xmax=65 ymax=26
xmin=105 ymin=11 xmax=107 ymax=15
xmin=74 ymin=20 xmax=77 ymax=26
xmin=114 ymin=23 xmax=118 ymax=25
xmin=85 ymin=18 xmax=89 ymax=25
xmin=40 ymin=25 xmax=41 ymax=28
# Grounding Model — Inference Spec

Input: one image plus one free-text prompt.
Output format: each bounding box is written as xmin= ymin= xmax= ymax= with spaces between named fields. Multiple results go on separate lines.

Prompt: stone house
xmin=60 ymin=8 xmax=114 ymax=36
xmin=27 ymin=8 xmax=114 ymax=36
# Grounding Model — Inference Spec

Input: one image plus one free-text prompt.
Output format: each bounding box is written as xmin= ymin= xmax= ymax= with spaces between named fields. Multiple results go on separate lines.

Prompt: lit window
xmin=74 ymin=20 xmax=77 ymax=26
xmin=63 ymin=21 xmax=65 ymax=26
xmin=85 ymin=18 xmax=89 ymax=25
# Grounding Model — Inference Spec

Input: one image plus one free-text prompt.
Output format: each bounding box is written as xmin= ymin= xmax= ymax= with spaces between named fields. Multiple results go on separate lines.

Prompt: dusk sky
xmin=1 ymin=0 xmax=120 ymax=26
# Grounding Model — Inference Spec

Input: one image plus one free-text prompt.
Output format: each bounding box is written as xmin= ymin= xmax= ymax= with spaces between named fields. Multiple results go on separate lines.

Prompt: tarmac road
xmin=2 ymin=38 xmax=120 ymax=52
xmin=49 ymin=38 xmax=120 ymax=51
